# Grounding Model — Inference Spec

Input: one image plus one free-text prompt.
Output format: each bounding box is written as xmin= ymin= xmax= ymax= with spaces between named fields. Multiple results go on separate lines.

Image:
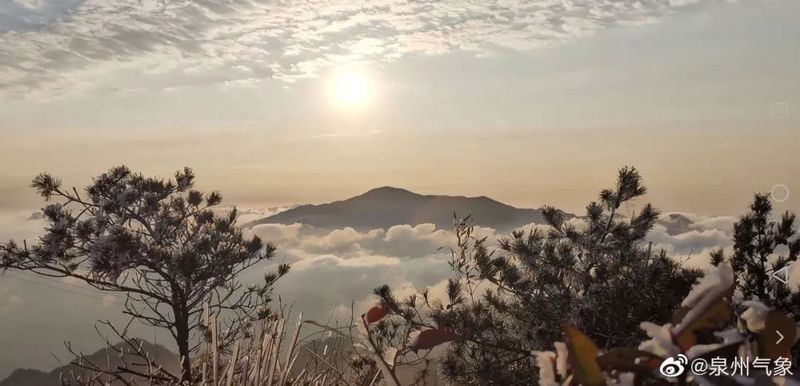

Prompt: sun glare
xmin=331 ymin=72 xmax=370 ymax=108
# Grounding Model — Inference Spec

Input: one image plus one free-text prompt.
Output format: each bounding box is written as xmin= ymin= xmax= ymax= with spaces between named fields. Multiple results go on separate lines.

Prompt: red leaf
xmin=408 ymin=329 xmax=458 ymax=351
xmin=364 ymin=306 xmax=389 ymax=324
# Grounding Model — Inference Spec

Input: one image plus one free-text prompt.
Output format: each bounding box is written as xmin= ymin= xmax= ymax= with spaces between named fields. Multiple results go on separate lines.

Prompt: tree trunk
xmin=175 ymin=306 xmax=192 ymax=382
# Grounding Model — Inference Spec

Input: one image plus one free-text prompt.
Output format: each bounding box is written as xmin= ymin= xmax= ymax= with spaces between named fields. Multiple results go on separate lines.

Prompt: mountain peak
xmin=658 ymin=213 xmax=696 ymax=236
xmin=360 ymin=186 xmax=418 ymax=197
xmin=248 ymin=187 xmax=572 ymax=231
xmin=0 ymin=340 xmax=176 ymax=386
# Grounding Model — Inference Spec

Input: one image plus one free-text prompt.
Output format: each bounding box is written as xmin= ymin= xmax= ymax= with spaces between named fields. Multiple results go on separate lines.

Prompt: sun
xmin=331 ymin=72 xmax=370 ymax=108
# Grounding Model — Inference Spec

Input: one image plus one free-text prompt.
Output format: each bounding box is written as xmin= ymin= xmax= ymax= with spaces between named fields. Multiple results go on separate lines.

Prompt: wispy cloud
xmin=0 ymin=0 xmax=81 ymax=31
xmin=0 ymin=0 xmax=711 ymax=98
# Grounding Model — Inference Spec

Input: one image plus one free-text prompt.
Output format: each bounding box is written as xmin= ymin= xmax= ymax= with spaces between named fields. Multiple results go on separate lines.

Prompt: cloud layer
xmin=0 ymin=207 xmax=739 ymax=321
xmin=242 ymin=211 xmax=736 ymax=321
xmin=0 ymin=0 xmax=709 ymax=97
xmin=0 ymin=204 xmax=749 ymax=377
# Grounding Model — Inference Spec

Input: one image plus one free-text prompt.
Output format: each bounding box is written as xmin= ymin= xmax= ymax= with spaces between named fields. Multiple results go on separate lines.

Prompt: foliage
xmin=4 ymin=166 xmax=800 ymax=386
xmin=57 ymin=264 xmax=800 ymax=385
xmin=370 ymin=167 xmax=702 ymax=384
xmin=1 ymin=166 xmax=289 ymax=382
xmin=60 ymin=311 xmax=357 ymax=386
xmin=537 ymin=262 xmax=799 ymax=385
xmin=710 ymin=193 xmax=800 ymax=312
xmin=366 ymin=263 xmax=799 ymax=385
xmin=710 ymin=192 xmax=800 ymax=363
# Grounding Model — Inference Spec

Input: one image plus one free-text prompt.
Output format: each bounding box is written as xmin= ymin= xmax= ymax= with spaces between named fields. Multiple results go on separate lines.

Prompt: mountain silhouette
xmin=0 ymin=341 xmax=177 ymax=386
xmin=247 ymin=186 xmax=571 ymax=231
xmin=657 ymin=213 xmax=696 ymax=236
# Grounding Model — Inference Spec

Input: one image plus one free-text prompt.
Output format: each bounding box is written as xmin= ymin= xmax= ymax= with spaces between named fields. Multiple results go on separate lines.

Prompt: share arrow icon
xmin=772 ymin=266 xmax=790 ymax=285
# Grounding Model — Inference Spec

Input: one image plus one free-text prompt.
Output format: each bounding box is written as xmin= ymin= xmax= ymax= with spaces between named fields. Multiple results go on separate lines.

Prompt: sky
xmin=0 ymin=0 xmax=799 ymax=379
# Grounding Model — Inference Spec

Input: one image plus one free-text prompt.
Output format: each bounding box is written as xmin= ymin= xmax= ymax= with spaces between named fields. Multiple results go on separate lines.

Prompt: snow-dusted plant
xmin=534 ymin=263 xmax=798 ymax=386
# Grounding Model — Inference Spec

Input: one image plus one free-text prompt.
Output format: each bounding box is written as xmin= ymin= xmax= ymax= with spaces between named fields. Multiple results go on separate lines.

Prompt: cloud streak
xmin=0 ymin=0 xmax=711 ymax=98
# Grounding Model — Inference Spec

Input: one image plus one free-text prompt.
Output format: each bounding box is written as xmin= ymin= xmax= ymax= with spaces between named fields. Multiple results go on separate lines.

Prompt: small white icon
xmin=771 ymin=102 xmax=790 ymax=120
xmin=777 ymin=330 xmax=785 ymax=345
xmin=660 ymin=354 xmax=688 ymax=377
xmin=772 ymin=265 xmax=790 ymax=285
xmin=770 ymin=184 xmax=790 ymax=203
xmin=691 ymin=358 xmax=710 ymax=375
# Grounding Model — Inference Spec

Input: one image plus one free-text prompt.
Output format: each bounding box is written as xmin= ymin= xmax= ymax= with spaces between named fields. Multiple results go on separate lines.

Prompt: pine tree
xmin=710 ymin=193 xmax=800 ymax=312
xmin=1 ymin=166 xmax=288 ymax=382
xmin=374 ymin=167 xmax=701 ymax=384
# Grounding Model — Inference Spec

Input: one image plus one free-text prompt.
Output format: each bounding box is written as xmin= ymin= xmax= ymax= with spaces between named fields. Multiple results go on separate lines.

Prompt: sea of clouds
xmin=0 ymin=206 xmax=739 ymax=322
xmin=0 ymin=203 xmax=760 ymax=379
xmin=239 ymin=210 xmax=738 ymax=322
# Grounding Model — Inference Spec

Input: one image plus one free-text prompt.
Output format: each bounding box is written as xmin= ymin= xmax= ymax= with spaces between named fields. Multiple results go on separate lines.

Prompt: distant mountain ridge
xmin=0 ymin=341 xmax=176 ymax=386
xmin=247 ymin=186 xmax=572 ymax=231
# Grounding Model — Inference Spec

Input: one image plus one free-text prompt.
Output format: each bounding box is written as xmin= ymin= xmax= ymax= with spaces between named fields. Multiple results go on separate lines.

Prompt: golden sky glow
xmin=330 ymin=72 xmax=371 ymax=108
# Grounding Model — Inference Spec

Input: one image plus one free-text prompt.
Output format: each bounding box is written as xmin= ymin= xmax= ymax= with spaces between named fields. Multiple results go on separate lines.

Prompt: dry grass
xmin=195 ymin=308 xmax=357 ymax=386
xmin=61 ymin=302 xmax=398 ymax=386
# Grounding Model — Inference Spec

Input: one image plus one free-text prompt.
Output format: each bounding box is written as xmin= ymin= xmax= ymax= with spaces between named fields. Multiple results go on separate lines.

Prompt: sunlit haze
xmin=331 ymin=72 xmax=371 ymax=108
xmin=0 ymin=0 xmax=799 ymax=382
